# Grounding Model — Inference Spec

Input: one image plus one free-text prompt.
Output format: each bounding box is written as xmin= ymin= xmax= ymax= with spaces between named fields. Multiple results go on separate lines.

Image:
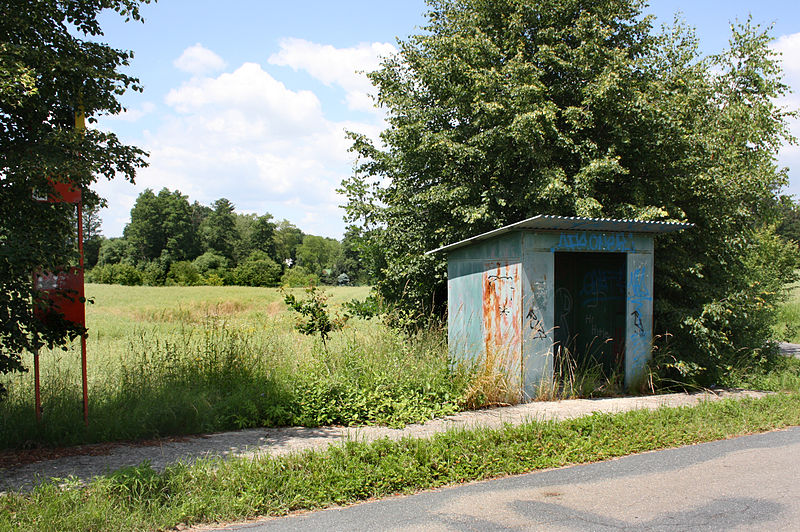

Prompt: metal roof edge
xmin=425 ymin=215 xmax=693 ymax=254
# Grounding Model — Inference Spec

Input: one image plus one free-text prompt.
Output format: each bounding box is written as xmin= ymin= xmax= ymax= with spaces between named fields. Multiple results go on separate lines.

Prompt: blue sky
xmin=93 ymin=1 xmax=800 ymax=239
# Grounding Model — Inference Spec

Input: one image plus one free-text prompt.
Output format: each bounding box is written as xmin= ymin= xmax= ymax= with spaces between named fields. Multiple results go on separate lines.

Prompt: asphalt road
xmin=215 ymin=426 xmax=800 ymax=531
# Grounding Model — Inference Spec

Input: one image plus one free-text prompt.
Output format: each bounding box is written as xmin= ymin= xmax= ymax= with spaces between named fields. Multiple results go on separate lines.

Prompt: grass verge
xmin=2 ymin=392 xmax=800 ymax=531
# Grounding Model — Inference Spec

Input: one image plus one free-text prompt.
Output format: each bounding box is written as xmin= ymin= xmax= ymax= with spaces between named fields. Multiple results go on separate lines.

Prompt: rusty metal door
xmin=482 ymin=262 xmax=522 ymax=384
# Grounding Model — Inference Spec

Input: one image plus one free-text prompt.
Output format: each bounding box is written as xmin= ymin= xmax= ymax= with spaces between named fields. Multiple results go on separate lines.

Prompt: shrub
xmin=192 ymin=251 xmax=229 ymax=274
xmin=281 ymin=266 xmax=319 ymax=287
xmin=88 ymin=263 xmax=143 ymax=285
xmin=141 ymin=260 xmax=167 ymax=286
xmin=233 ymin=252 xmax=282 ymax=287
xmin=167 ymin=261 xmax=201 ymax=286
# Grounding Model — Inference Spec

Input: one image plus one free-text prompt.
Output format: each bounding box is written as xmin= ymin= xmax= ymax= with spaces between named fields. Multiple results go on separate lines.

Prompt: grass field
xmin=0 ymin=284 xmax=468 ymax=449
xmin=776 ymin=280 xmax=800 ymax=343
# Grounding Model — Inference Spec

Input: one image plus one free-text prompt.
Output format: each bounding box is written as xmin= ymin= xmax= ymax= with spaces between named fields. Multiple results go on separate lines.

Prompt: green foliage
xmin=97 ymin=237 xmax=129 ymax=266
xmin=777 ymin=196 xmax=800 ymax=244
xmin=296 ymin=235 xmax=342 ymax=277
xmin=283 ymin=286 xmax=348 ymax=343
xmin=167 ymin=261 xmax=201 ymax=286
xmin=273 ymin=219 xmax=304 ymax=265
xmin=344 ymin=295 xmax=384 ymax=319
xmin=280 ymin=266 xmax=319 ymax=287
xmin=0 ymin=0 xmax=150 ymax=387
xmin=342 ymin=0 xmax=798 ymax=383
xmin=232 ymin=252 xmax=282 ymax=287
xmin=192 ymin=251 xmax=229 ymax=274
xmin=87 ymin=263 xmax=144 ymax=286
xmin=141 ymin=257 xmax=169 ymax=286
xmin=124 ymin=188 xmax=200 ymax=263
xmin=200 ymin=198 xmax=238 ymax=263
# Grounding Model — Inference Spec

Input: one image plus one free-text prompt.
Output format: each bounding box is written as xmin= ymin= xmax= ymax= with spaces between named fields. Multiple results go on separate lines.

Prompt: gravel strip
xmin=0 ymin=389 xmax=768 ymax=494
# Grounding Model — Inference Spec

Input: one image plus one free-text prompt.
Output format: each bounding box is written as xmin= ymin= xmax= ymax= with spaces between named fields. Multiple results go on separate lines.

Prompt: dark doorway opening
xmin=554 ymin=252 xmax=626 ymax=379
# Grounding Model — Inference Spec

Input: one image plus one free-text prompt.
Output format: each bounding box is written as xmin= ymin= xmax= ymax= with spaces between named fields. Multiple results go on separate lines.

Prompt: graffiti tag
xmin=550 ymin=232 xmax=635 ymax=253
xmin=526 ymin=307 xmax=547 ymax=339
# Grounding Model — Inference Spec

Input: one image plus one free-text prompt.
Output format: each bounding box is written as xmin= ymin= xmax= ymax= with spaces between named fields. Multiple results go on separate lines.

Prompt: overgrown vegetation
xmin=0 ymin=285 xmax=467 ymax=449
xmin=341 ymin=0 xmax=799 ymax=387
xmin=3 ymin=392 xmax=800 ymax=531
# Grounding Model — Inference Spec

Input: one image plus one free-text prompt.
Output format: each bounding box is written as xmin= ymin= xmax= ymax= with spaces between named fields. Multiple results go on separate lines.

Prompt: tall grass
xmin=0 ymin=285 xmax=467 ymax=449
xmin=774 ymin=279 xmax=800 ymax=342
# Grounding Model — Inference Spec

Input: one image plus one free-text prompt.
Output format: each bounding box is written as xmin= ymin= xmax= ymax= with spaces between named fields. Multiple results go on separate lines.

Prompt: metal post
xmin=34 ymin=348 xmax=42 ymax=423
xmin=75 ymin=105 xmax=88 ymax=427
xmin=76 ymin=193 xmax=88 ymax=427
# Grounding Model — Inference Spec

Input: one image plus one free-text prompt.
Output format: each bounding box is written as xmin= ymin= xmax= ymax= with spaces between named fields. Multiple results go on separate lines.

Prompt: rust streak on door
xmin=483 ymin=262 xmax=522 ymax=383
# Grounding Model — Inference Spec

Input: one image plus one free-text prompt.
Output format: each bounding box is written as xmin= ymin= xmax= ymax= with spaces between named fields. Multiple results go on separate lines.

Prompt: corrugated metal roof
xmin=426 ymin=215 xmax=693 ymax=254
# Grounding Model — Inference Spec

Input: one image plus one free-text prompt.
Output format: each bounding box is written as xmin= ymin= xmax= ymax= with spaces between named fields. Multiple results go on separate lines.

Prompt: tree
xmin=233 ymin=251 xmax=282 ymax=287
xmin=232 ymin=212 xmax=277 ymax=264
xmin=342 ymin=0 xmax=796 ymax=383
xmin=124 ymin=188 xmax=164 ymax=262
xmin=249 ymin=214 xmax=278 ymax=259
xmin=82 ymin=202 xmax=104 ymax=267
xmin=0 ymin=0 xmax=149 ymax=390
xmin=776 ymin=196 xmax=800 ymax=243
xmin=200 ymin=198 xmax=238 ymax=263
xmin=123 ymin=188 xmax=198 ymax=263
xmin=296 ymin=235 xmax=341 ymax=280
xmin=273 ymin=220 xmax=304 ymax=266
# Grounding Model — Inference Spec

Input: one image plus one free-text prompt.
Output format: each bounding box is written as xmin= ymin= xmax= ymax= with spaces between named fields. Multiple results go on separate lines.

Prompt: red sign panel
xmin=33 ymin=178 xmax=81 ymax=204
xmin=34 ymin=267 xmax=85 ymax=327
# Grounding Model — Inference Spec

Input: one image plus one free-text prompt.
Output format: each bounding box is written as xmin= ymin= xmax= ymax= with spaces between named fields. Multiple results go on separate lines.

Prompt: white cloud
xmin=173 ymin=43 xmax=227 ymax=75
xmin=268 ymin=38 xmax=396 ymax=113
xmin=771 ymin=33 xmax=800 ymax=196
xmin=773 ymin=32 xmax=800 ymax=76
xmin=107 ymin=62 xmax=375 ymax=238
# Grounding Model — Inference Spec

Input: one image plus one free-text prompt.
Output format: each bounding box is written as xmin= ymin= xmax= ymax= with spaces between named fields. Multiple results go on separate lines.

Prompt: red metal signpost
xmin=31 ymin=110 xmax=89 ymax=426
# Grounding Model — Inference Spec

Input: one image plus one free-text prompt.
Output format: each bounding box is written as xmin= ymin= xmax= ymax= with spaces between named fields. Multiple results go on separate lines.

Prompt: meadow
xmin=0 ymin=284 xmax=468 ymax=449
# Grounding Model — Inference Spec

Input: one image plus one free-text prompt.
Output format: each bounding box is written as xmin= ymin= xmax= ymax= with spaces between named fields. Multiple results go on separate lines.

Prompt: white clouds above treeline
xmin=772 ymin=32 xmax=800 ymax=182
xmin=97 ymin=40 xmax=394 ymax=238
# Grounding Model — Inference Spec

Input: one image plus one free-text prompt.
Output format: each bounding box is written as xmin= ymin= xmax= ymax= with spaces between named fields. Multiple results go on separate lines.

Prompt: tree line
xmin=87 ymin=188 xmax=373 ymax=287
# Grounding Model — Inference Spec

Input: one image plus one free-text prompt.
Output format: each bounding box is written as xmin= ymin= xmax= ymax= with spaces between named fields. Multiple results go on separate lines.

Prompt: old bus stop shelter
xmin=428 ymin=215 xmax=691 ymax=400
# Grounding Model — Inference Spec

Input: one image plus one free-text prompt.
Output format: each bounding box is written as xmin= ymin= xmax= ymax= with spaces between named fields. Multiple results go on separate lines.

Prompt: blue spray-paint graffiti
xmin=550 ymin=232 xmax=635 ymax=253
xmin=627 ymin=264 xmax=651 ymax=372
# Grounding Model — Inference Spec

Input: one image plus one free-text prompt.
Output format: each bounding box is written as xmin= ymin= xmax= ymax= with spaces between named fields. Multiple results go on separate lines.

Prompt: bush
xmin=233 ymin=252 xmax=282 ymax=287
xmin=192 ymin=251 xmax=228 ymax=274
xmin=139 ymin=261 xmax=166 ymax=286
xmin=88 ymin=263 xmax=143 ymax=286
xmin=167 ymin=261 xmax=201 ymax=286
xmin=281 ymin=266 xmax=319 ymax=287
